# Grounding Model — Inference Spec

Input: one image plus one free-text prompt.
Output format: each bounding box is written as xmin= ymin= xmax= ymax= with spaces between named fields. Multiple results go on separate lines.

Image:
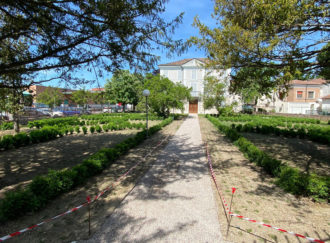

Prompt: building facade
xmin=158 ymin=58 xmax=232 ymax=114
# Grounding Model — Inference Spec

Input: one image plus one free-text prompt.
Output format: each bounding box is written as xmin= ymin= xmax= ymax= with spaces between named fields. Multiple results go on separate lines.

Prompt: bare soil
xmin=242 ymin=133 xmax=330 ymax=177
xmin=0 ymin=119 xmax=183 ymax=243
xmin=0 ymin=121 xmax=160 ymax=197
xmin=199 ymin=116 xmax=330 ymax=243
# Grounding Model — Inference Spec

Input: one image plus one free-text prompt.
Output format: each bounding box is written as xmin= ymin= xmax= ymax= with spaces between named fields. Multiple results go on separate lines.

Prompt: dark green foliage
xmin=13 ymin=132 xmax=30 ymax=147
xmin=103 ymin=125 xmax=109 ymax=132
xmin=82 ymin=126 xmax=88 ymax=134
xmin=95 ymin=125 xmax=102 ymax=133
xmin=69 ymin=127 xmax=74 ymax=134
xmin=75 ymin=126 xmax=80 ymax=134
xmin=90 ymin=126 xmax=95 ymax=134
xmin=0 ymin=122 xmax=14 ymax=130
xmin=0 ymin=135 xmax=14 ymax=150
xmin=276 ymin=167 xmax=309 ymax=195
xmin=0 ymin=189 xmax=40 ymax=220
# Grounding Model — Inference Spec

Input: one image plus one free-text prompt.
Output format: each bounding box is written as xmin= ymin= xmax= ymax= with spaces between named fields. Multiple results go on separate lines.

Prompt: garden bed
xmin=199 ymin=116 xmax=329 ymax=243
xmin=242 ymin=133 xmax=330 ymax=177
xmin=0 ymin=118 xmax=183 ymax=242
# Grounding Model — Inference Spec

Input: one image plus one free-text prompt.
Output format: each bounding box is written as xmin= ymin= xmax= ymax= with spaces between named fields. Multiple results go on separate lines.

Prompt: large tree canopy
xmin=191 ymin=0 xmax=329 ymax=93
xmin=142 ymin=74 xmax=191 ymax=117
xmin=0 ymin=0 xmax=184 ymax=89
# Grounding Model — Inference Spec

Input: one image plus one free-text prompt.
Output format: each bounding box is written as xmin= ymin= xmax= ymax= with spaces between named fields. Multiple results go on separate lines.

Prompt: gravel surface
xmin=82 ymin=115 xmax=225 ymax=243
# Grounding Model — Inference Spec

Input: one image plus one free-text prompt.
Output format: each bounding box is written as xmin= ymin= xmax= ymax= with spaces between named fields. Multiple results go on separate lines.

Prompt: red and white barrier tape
xmin=205 ymin=143 xmax=230 ymax=214
xmin=229 ymin=213 xmax=325 ymax=243
xmin=204 ymin=142 xmax=325 ymax=243
xmin=0 ymin=135 xmax=170 ymax=242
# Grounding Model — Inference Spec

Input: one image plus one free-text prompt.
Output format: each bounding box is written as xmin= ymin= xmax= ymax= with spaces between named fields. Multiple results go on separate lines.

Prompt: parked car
xmin=51 ymin=111 xmax=64 ymax=117
xmin=36 ymin=109 xmax=51 ymax=116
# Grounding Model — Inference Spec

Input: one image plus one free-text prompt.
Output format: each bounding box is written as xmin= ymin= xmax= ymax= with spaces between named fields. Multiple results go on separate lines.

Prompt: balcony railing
xmin=190 ymin=91 xmax=201 ymax=97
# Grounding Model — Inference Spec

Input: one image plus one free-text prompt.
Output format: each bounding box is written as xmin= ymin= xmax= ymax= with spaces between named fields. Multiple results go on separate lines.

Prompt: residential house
xmin=255 ymin=79 xmax=330 ymax=114
xmin=158 ymin=58 xmax=233 ymax=114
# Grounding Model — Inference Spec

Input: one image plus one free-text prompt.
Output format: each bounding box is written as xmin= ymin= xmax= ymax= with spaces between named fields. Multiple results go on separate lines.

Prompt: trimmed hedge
xmin=207 ymin=115 xmax=329 ymax=202
xmin=0 ymin=122 xmax=14 ymax=130
xmin=0 ymin=117 xmax=173 ymax=221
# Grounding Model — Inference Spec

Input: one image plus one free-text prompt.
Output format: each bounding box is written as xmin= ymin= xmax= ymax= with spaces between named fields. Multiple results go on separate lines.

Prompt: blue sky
xmin=46 ymin=0 xmax=216 ymax=90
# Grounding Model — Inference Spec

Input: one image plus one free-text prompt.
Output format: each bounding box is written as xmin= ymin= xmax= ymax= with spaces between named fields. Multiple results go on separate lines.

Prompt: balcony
xmin=190 ymin=91 xmax=201 ymax=97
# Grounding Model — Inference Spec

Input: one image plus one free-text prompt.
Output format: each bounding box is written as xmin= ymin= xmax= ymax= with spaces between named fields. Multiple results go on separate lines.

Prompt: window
xmin=297 ymin=91 xmax=303 ymax=98
xmin=308 ymin=91 xmax=314 ymax=99
xmin=163 ymin=70 xmax=168 ymax=77
xmin=178 ymin=70 xmax=182 ymax=80
xmin=192 ymin=69 xmax=196 ymax=79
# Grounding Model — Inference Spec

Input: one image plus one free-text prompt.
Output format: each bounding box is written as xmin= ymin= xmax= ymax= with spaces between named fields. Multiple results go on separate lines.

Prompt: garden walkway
xmin=84 ymin=114 xmax=225 ymax=243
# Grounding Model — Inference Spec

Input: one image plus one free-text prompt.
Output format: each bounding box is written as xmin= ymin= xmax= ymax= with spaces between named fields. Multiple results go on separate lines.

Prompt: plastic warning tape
xmin=229 ymin=213 xmax=325 ymax=243
xmin=204 ymin=142 xmax=324 ymax=243
xmin=0 ymin=135 xmax=170 ymax=242
xmin=205 ymin=142 xmax=230 ymax=216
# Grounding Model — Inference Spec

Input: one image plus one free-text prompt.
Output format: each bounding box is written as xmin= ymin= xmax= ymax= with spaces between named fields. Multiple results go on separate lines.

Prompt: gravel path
xmin=83 ymin=115 xmax=224 ymax=243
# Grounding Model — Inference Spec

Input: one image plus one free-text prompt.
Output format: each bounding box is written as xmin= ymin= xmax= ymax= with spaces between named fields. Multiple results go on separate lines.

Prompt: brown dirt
xmin=242 ymin=133 xmax=330 ymax=177
xmin=0 ymin=121 xmax=160 ymax=197
xmin=0 ymin=119 xmax=184 ymax=243
xmin=199 ymin=116 xmax=330 ymax=243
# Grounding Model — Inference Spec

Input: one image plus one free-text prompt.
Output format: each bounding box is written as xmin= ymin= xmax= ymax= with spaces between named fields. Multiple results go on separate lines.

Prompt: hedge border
xmin=0 ymin=117 xmax=174 ymax=221
xmin=206 ymin=115 xmax=329 ymax=202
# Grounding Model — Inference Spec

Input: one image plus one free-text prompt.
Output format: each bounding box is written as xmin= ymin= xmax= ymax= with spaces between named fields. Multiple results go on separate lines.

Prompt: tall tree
xmin=142 ymin=74 xmax=191 ymax=117
xmin=105 ymin=70 xmax=143 ymax=111
xmin=317 ymin=43 xmax=330 ymax=80
xmin=0 ymin=0 xmax=184 ymax=90
xmin=190 ymin=0 xmax=329 ymax=94
xmin=71 ymin=90 xmax=93 ymax=108
xmin=231 ymin=67 xmax=279 ymax=106
xmin=37 ymin=87 xmax=64 ymax=108
xmin=203 ymin=76 xmax=226 ymax=113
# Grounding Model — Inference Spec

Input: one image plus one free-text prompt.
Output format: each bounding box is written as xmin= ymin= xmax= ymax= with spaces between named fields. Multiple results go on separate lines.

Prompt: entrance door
xmin=189 ymin=100 xmax=198 ymax=113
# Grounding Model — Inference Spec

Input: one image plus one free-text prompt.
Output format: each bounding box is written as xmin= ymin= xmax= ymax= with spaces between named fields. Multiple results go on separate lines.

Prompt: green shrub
xmin=75 ymin=126 xmax=80 ymax=133
xmin=103 ymin=125 xmax=109 ymax=132
xmin=95 ymin=125 xmax=102 ymax=133
xmin=276 ymin=167 xmax=309 ymax=195
xmin=90 ymin=126 xmax=95 ymax=134
xmin=29 ymin=130 xmax=42 ymax=143
xmin=307 ymin=175 xmax=329 ymax=201
xmin=13 ymin=132 xmax=30 ymax=147
xmin=0 ymin=189 xmax=40 ymax=220
xmin=82 ymin=126 xmax=88 ymax=134
xmin=69 ymin=127 xmax=74 ymax=134
xmin=0 ymin=122 xmax=14 ymax=130
xmin=0 ymin=135 xmax=14 ymax=150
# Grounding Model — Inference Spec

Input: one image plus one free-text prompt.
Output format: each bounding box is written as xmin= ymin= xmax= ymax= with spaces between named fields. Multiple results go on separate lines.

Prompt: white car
xmin=51 ymin=111 xmax=64 ymax=117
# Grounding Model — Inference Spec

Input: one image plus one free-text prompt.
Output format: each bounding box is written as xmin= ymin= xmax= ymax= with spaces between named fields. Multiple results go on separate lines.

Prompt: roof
xmin=321 ymin=94 xmax=330 ymax=99
xmin=290 ymin=79 xmax=327 ymax=85
xmin=91 ymin=88 xmax=105 ymax=92
xmin=159 ymin=58 xmax=209 ymax=66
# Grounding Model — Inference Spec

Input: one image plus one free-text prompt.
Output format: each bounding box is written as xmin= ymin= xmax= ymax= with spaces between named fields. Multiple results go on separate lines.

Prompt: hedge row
xmin=216 ymin=114 xmax=324 ymax=125
xmin=0 ymin=117 xmax=174 ymax=221
xmin=231 ymin=123 xmax=330 ymax=145
xmin=0 ymin=126 xmax=63 ymax=150
xmin=0 ymin=121 xmax=148 ymax=151
xmin=28 ymin=117 xmax=81 ymax=128
xmin=207 ymin=115 xmax=329 ymax=201
xmin=0 ymin=122 xmax=14 ymax=130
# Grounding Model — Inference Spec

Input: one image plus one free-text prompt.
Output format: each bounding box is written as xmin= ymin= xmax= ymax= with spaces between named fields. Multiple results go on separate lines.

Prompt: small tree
xmin=142 ymin=74 xmax=190 ymax=117
xmin=203 ymin=76 xmax=226 ymax=113
xmin=105 ymin=70 xmax=143 ymax=112
xmin=37 ymin=87 xmax=64 ymax=108
xmin=71 ymin=89 xmax=94 ymax=110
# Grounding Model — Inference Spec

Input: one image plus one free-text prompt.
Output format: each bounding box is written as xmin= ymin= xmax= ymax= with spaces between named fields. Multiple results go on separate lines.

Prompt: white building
xmin=158 ymin=58 xmax=232 ymax=114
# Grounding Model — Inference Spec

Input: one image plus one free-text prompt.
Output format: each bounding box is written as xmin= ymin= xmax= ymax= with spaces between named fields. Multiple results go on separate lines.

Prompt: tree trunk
xmin=13 ymin=112 xmax=20 ymax=134
xmin=123 ymin=103 xmax=126 ymax=112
